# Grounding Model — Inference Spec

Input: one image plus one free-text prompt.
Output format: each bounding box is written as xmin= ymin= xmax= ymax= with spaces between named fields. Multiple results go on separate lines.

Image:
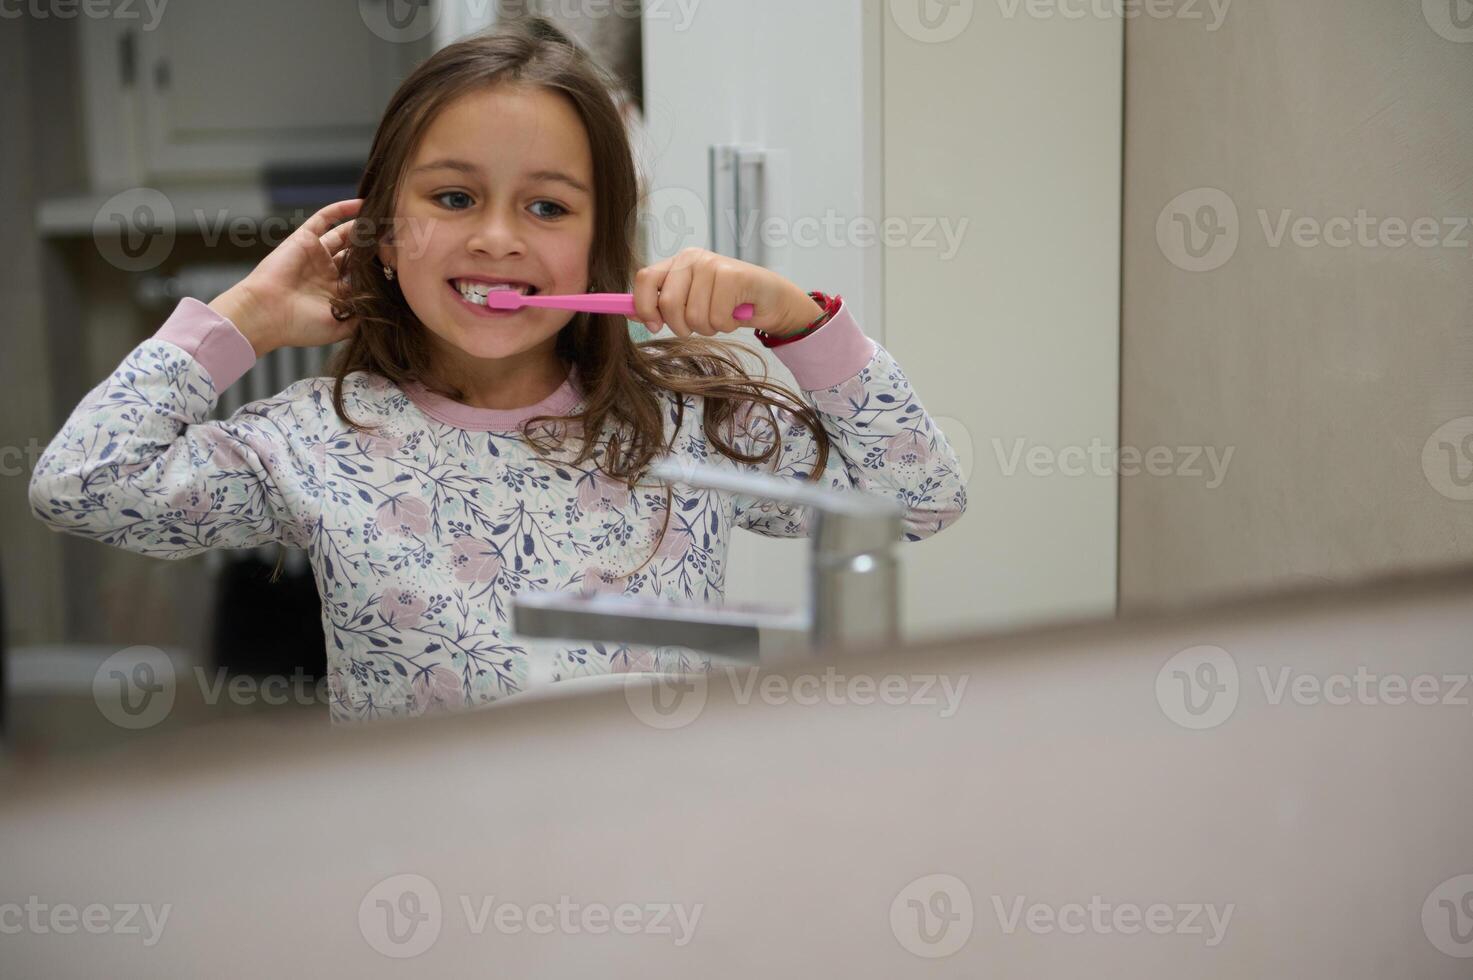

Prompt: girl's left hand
xmin=633 ymin=248 xmax=824 ymax=339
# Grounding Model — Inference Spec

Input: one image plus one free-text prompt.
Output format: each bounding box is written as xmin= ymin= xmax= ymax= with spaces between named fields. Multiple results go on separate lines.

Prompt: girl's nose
xmin=466 ymin=206 xmax=527 ymax=257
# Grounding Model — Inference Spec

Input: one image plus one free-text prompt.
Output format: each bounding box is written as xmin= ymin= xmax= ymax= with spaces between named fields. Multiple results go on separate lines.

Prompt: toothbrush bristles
xmin=483 ymin=291 xmax=524 ymax=310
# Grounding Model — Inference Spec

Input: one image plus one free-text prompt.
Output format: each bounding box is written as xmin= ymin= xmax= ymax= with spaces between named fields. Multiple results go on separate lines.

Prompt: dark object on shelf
xmin=262 ymin=161 xmax=366 ymax=210
xmin=210 ymin=550 xmax=326 ymax=691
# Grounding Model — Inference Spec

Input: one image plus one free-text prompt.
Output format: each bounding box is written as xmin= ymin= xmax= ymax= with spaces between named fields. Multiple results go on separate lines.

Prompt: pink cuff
xmin=153 ymin=297 xmax=258 ymax=393
xmin=768 ymin=299 xmax=877 ymax=390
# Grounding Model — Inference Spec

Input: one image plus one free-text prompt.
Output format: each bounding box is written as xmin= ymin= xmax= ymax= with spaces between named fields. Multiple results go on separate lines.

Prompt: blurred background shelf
xmin=35 ymin=183 xmax=271 ymax=238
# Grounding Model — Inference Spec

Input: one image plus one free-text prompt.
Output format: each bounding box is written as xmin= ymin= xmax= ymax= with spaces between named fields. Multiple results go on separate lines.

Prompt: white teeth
xmin=454 ymin=280 xmax=533 ymax=305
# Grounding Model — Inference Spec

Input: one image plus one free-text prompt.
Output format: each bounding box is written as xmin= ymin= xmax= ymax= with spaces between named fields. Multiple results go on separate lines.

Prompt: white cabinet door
xmin=641 ymin=0 xmax=885 ymax=618
xmin=641 ymin=0 xmax=884 ymax=331
xmin=83 ymin=0 xmax=430 ymax=184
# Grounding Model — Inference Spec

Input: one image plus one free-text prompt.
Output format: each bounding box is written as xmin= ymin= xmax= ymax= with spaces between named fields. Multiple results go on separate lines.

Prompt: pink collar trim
xmin=401 ymin=364 xmax=584 ymax=432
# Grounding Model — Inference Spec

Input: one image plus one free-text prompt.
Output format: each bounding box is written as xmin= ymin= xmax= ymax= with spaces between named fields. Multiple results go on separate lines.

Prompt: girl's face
xmin=382 ymin=83 xmax=596 ymax=375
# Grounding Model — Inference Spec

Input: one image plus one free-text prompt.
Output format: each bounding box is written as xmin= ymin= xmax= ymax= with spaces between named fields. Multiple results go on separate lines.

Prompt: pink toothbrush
xmin=482 ymin=290 xmax=755 ymax=322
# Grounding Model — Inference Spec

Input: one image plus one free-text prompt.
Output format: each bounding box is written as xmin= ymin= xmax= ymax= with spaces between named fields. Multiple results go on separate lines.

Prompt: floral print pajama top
xmin=29 ymin=296 xmax=968 ymax=724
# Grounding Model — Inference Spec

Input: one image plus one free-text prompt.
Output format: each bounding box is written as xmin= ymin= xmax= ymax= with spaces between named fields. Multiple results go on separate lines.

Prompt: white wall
xmin=883 ymin=3 xmax=1123 ymax=633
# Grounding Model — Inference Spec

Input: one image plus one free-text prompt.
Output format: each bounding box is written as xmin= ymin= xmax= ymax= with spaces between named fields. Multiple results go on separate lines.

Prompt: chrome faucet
xmin=511 ymin=457 xmax=905 ymax=664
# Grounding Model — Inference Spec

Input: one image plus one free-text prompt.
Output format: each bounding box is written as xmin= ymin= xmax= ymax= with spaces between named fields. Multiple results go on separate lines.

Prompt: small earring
xmin=382 ymin=264 xmax=396 ymax=281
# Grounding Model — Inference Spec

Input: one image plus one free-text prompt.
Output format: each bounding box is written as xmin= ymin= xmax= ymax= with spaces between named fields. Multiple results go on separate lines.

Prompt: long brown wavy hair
xmin=316 ymin=16 xmax=831 ymax=582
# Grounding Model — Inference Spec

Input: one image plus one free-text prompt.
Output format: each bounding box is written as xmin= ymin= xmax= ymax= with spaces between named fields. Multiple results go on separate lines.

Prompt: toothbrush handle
xmin=557 ymin=293 xmax=755 ymax=322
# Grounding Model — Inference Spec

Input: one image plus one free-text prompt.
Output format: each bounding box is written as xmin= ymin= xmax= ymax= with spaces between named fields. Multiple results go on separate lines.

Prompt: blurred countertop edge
xmin=35 ymin=180 xmax=358 ymax=238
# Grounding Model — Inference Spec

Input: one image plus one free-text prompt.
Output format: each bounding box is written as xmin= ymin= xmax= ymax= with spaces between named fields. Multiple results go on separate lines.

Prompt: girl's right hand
xmin=207 ymin=198 xmax=366 ymax=357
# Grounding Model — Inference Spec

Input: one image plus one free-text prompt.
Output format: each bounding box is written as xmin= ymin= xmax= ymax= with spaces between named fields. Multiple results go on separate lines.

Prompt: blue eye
xmin=433 ymin=190 xmax=473 ymax=210
xmin=530 ymin=200 xmax=569 ymax=219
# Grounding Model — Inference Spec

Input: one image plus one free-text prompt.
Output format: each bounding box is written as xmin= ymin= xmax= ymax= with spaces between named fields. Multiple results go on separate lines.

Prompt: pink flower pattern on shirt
xmin=29 ymin=298 xmax=968 ymax=725
xmin=450 ymin=536 xmax=503 ymax=585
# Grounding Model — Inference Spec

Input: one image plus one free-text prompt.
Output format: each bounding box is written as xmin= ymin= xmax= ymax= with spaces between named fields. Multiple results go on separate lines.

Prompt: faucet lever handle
xmin=648 ymin=457 xmax=903 ymax=520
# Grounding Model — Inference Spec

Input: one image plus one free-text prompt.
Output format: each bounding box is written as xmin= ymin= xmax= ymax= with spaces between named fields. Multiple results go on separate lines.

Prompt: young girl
xmin=28 ymin=18 xmax=967 ymax=725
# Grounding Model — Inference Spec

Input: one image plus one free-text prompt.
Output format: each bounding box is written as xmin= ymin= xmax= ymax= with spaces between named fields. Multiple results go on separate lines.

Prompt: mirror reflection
xmin=3 ymin=3 xmax=1471 ymax=973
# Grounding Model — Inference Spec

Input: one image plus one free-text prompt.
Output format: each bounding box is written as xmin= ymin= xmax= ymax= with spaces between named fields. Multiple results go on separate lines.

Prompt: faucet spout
xmin=512 ymin=591 xmax=808 ymax=662
xmin=510 ymin=457 xmax=905 ymax=664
